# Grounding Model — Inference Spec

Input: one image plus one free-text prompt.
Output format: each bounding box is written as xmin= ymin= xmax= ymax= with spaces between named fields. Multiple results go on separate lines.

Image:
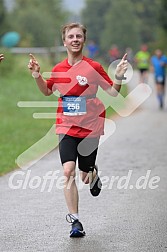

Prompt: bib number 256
xmin=67 ymin=103 xmax=80 ymax=110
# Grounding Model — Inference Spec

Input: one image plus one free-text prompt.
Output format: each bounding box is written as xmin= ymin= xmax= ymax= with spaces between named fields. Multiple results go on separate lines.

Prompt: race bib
xmin=62 ymin=96 xmax=87 ymax=116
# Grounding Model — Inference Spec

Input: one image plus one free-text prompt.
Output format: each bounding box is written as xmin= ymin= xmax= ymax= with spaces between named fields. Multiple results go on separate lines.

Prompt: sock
xmin=71 ymin=213 xmax=79 ymax=221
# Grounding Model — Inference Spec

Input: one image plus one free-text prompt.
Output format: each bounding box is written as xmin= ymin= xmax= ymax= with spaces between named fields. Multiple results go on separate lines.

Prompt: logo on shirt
xmin=76 ymin=75 xmax=88 ymax=86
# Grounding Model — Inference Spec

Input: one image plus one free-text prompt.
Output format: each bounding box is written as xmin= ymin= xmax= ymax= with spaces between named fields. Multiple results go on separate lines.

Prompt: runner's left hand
xmin=115 ymin=53 xmax=128 ymax=78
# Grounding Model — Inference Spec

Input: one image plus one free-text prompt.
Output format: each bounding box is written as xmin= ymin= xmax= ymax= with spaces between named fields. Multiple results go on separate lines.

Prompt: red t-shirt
xmin=46 ymin=56 xmax=113 ymax=138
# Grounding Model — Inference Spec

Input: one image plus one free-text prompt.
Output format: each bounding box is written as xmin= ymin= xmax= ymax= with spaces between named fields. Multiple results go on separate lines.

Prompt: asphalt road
xmin=0 ymin=73 xmax=167 ymax=252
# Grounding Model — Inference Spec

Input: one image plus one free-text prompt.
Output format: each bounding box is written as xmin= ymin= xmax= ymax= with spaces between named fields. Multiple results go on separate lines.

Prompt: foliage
xmin=81 ymin=0 xmax=163 ymax=54
xmin=158 ymin=0 xmax=167 ymax=32
xmin=6 ymin=0 xmax=69 ymax=47
xmin=81 ymin=0 xmax=112 ymax=44
xmin=0 ymin=0 xmax=5 ymax=31
xmin=131 ymin=0 xmax=160 ymax=43
xmin=101 ymin=0 xmax=140 ymax=53
xmin=0 ymin=0 xmax=11 ymax=38
xmin=148 ymin=28 xmax=167 ymax=54
xmin=0 ymin=48 xmax=16 ymax=75
xmin=1 ymin=0 xmax=166 ymax=53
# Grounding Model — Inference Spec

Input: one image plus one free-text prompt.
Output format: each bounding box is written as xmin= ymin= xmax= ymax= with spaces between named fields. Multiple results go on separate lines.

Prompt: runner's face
xmin=155 ymin=49 xmax=162 ymax=58
xmin=64 ymin=27 xmax=85 ymax=54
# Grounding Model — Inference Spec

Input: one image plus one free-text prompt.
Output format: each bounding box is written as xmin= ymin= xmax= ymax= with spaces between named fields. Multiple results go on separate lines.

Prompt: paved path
xmin=0 ymin=73 xmax=167 ymax=252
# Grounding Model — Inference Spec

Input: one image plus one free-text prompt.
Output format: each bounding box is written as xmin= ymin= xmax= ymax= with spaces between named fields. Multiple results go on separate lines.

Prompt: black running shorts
xmin=139 ymin=68 xmax=148 ymax=73
xmin=58 ymin=134 xmax=99 ymax=173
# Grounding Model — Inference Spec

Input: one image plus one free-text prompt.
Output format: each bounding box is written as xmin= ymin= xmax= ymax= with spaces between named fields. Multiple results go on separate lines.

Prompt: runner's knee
xmin=63 ymin=161 xmax=76 ymax=179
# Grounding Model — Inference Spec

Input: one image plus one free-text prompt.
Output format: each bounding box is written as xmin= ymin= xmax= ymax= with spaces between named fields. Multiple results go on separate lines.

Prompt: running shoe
xmin=66 ymin=214 xmax=86 ymax=238
xmin=89 ymin=165 xmax=102 ymax=197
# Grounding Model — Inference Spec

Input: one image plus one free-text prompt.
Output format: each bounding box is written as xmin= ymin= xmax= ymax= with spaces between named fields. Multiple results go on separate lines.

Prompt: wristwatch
xmin=32 ymin=71 xmax=40 ymax=79
xmin=115 ymin=74 xmax=127 ymax=80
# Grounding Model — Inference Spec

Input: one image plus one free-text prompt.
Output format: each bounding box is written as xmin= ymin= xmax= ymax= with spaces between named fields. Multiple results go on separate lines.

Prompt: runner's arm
xmin=106 ymin=53 xmax=128 ymax=96
xmin=33 ymin=74 xmax=52 ymax=96
xmin=28 ymin=53 xmax=52 ymax=96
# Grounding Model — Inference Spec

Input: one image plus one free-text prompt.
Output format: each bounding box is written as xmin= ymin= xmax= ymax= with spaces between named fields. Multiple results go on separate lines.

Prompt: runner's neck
xmin=67 ymin=54 xmax=83 ymax=66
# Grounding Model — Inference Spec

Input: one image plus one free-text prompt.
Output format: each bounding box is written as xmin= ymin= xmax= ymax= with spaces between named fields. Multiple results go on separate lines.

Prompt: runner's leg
xmin=78 ymin=137 xmax=99 ymax=184
xmin=77 ymin=137 xmax=102 ymax=196
xmin=59 ymin=135 xmax=78 ymax=214
xmin=156 ymin=83 xmax=165 ymax=108
xmin=59 ymin=134 xmax=86 ymax=237
xmin=63 ymin=161 xmax=78 ymax=213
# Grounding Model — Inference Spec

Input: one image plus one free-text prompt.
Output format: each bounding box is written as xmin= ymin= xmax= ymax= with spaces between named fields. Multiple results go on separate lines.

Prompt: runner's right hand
xmin=0 ymin=54 xmax=4 ymax=62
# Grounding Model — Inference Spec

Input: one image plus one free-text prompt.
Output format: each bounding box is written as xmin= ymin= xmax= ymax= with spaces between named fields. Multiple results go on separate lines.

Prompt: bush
xmin=0 ymin=48 xmax=16 ymax=75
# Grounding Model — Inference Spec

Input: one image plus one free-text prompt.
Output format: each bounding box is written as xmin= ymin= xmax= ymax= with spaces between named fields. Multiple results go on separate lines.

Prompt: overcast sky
xmin=4 ymin=0 xmax=85 ymax=13
xmin=62 ymin=0 xmax=85 ymax=13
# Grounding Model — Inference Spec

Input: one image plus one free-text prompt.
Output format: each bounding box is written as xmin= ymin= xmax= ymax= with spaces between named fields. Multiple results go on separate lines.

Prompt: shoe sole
xmin=90 ymin=176 xmax=102 ymax=196
xmin=89 ymin=166 xmax=102 ymax=197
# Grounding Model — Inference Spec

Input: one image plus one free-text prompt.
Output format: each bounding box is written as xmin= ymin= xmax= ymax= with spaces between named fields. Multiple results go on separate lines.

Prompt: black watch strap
xmin=115 ymin=74 xmax=127 ymax=80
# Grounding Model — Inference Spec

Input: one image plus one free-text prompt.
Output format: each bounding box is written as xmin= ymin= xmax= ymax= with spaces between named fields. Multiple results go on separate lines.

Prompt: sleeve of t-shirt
xmin=97 ymin=64 xmax=113 ymax=90
xmin=46 ymin=64 xmax=71 ymax=92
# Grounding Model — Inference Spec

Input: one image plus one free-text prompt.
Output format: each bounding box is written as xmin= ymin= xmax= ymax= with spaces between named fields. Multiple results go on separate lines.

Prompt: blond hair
xmin=61 ymin=23 xmax=87 ymax=42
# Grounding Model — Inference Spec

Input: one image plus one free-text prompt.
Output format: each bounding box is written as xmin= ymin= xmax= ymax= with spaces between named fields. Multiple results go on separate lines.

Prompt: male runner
xmin=135 ymin=44 xmax=150 ymax=83
xmin=28 ymin=22 xmax=128 ymax=237
xmin=151 ymin=49 xmax=167 ymax=109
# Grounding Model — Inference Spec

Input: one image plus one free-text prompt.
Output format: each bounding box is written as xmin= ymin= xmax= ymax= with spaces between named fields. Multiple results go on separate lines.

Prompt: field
xmin=0 ymin=52 xmax=127 ymax=175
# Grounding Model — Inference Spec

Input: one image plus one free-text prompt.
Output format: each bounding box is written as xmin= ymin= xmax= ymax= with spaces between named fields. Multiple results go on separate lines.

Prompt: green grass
xmin=0 ymin=52 xmax=127 ymax=176
xmin=0 ymin=53 xmax=57 ymax=175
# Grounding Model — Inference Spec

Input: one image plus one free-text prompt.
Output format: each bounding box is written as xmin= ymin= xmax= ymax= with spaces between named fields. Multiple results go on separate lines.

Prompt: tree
xmin=81 ymin=0 xmax=163 ymax=55
xmin=159 ymin=0 xmax=167 ymax=32
xmin=0 ymin=0 xmax=11 ymax=37
xmin=131 ymin=0 xmax=160 ymax=43
xmin=81 ymin=0 xmax=112 ymax=44
xmin=101 ymin=0 xmax=140 ymax=53
xmin=8 ymin=0 xmax=68 ymax=47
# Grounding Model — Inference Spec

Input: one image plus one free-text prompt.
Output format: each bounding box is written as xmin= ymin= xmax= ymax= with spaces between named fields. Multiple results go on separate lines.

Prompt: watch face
xmin=32 ymin=72 xmax=40 ymax=78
